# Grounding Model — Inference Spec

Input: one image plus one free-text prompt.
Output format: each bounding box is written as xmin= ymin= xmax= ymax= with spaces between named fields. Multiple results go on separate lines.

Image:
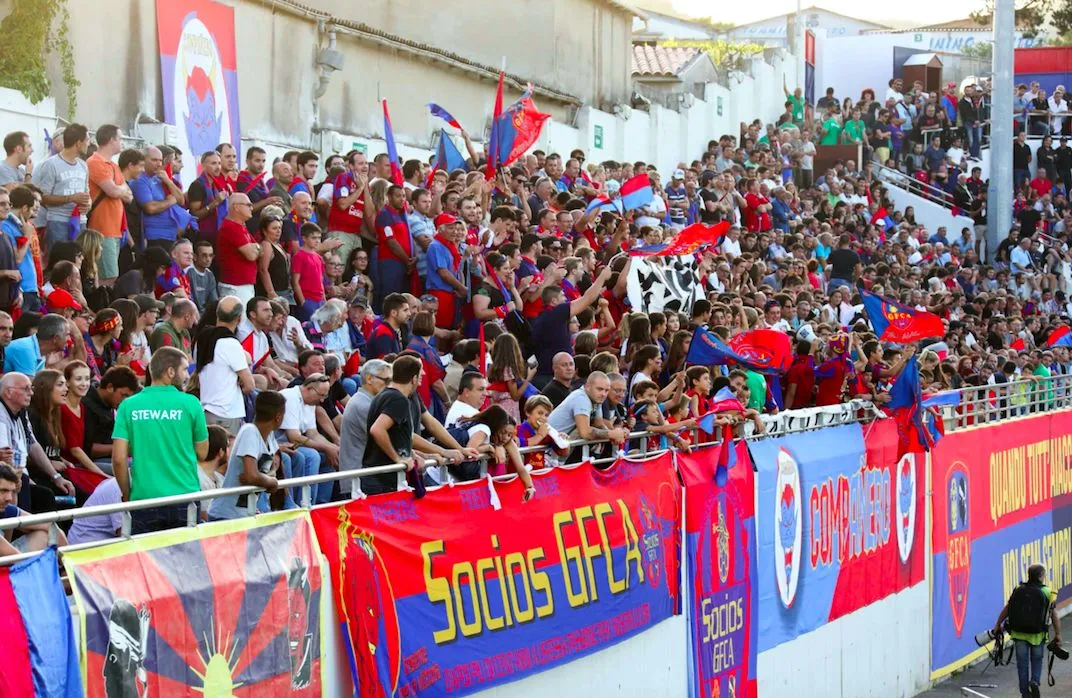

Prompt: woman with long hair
xmin=28 ymin=370 xmax=73 ymax=474
xmin=76 ymin=228 xmax=104 ymax=298
xmin=455 ymin=404 xmax=535 ymax=500
xmin=12 ymin=312 xmax=41 ymax=340
xmin=663 ymin=330 xmax=692 ymax=383
xmin=84 ymin=309 xmax=124 ymax=380
xmin=487 ymin=332 xmax=537 ymax=423
xmin=256 ymin=212 xmax=294 ymax=305
xmin=347 ymin=247 xmax=374 ymax=308
xmin=628 ymin=344 xmax=663 ymax=393
xmin=59 ymin=361 xmax=107 ymax=475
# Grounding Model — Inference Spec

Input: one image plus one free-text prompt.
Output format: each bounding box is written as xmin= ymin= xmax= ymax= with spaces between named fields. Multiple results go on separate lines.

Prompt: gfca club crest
xmin=946 ymin=463 xmax=971 ymax=637
xmin=774 ymin=448 xmax=802 ymax=609
xmin=714 ymin=497 xmax=730 ymax=585
xmin=895 ymin=454 xmax=917 ymax=565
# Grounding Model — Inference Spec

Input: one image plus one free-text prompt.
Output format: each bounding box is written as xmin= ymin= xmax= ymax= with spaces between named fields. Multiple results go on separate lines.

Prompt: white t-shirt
xmin=444 ymin=400 xmax=478 ymax=429
xmin=236 ymin=318 xmax=271 ymax=369
xmin=316 ymin=182 xmax=334 ymax=205
xmin=279 ymin=386 xmax=316 ymax=435
xmin=131 ymin=329 xmax=151 ymax=366
xmin=269 ymin=316 xmax=311 ymax=364
xmin=722 ymin=237 xmax=742 ymax=259
xmin=636 ymin=196 xmax=667 ymax=229
xmin=199 ymin=337 xmax=250 ymax=418
xmin=800 ymin=140 xmax=816 ymax=171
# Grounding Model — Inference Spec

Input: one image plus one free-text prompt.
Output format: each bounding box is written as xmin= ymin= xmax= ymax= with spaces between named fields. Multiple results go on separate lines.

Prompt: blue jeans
xmin=1015 ymin=169 xmax=1031 ymax=190
xmin=289 ymin=446 xmax=334 ymax=505
xmin=131 ymin=502 xmax=198 ymax=535
xmin=377 ymin=258 xmax=408 ymax=310
xmin=1014 ymin=639 xmax=1044 ymax=697
xmin=965 ymin=124 xmax=983 ymax=158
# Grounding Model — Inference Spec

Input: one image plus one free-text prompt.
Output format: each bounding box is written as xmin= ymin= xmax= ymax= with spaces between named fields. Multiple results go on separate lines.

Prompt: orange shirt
xmin=86 ymin=152 xmax=125 ymax=238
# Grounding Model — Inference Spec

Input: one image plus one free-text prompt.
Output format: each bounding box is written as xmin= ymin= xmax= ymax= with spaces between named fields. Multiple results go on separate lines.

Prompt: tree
xmin=971 ymin=0 xmax=1072 ymax=38
xmin=661 ymin=38 xmax=765 ymax=73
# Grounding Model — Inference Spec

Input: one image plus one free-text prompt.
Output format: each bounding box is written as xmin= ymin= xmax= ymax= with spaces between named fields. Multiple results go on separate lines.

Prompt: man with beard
xmin=113 ymin=347 xmax=208 ymax=534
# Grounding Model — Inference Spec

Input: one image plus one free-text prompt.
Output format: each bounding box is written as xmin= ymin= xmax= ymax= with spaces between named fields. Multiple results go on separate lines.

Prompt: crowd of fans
xmin=0 ymin=73 xmax=1068 ymax=552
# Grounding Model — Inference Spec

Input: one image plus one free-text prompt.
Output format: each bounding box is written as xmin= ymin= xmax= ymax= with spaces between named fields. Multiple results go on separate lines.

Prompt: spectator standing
xmin=826 ymin=234 xmax=861 ymax=292
xmin=187 ymin=150 xmax=231 ymax=242
xmin=255 ymin=212 xmax=293 ymax=305
xmin=2 ymin=186 xmax=37 ymax=310
xmin=541 ymin=352 xmax=576 ymax=407
xmin=86 ymin=125 xmax=133 ymax=285
xmin=216 ymin=193 xmax=259 ymax=304
xmin=130 ymin=146 xmax=189 ymax=249
xmin=367 ymin=293 xmax=409 ymax=359
xmin=547 ymin=371 xmax=628 ymax=454
xmin=375 ymin=184 xmax=415 ymax=307
xmin=186 ymin=239 xmax=218 ymax=311
xmin=32 ymin=122 xmax=90 ymax=250
xmin=325 ymin=151 xmax=371 ymax=267
xmin=197 ymin=296 xmax=255 ymax=433
xmin=362 ymin=355 xmax=425 ymax=495
xmin=113 ymin=347 xmax=208 ymax=534
xmin=0 ymin=130 xmax=33 ymax=190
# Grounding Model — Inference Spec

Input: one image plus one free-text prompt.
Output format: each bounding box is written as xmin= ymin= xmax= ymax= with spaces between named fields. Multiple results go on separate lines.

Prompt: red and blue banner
xmin=930 ymin=411 xmax=1072 ymax=679
xmin=749 ymin=420 xmax=925 ymax=650
xmin=156 ymin=0 xmax=241 ymax=188
xmin=491 ymin=89 xmax=550 ymax=172
xmin=311 ymin=454 xmax=682 ymax=698
xmin=628 ymin=222 xmax=729 ymax=257
xmin=620 ymin=174 xmax=655 ymax=212
xmin=382 ymin=100 xmax=405 ymax=187
xmin=860 ymin=288 xmax=946 ymax=343
xmin=727 ymin=329 xmax=793 ymax=374
xmin=63 ymin=511 xmax=326 ymax=697
xmin=679 ymin=444 xmax=758 ymax=698
xmin=0 ymin=547 xmax=82 ymax=697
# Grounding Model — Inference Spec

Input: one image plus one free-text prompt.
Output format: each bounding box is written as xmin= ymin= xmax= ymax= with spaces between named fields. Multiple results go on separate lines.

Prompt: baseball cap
xmin=433 ymin=213 xmax=459 ymax=229
xmin=672 ymin=168 xmax=685 ymax=180
xmin=134 ymin=294 xmax=164 ymax=314
xmin=47 ymin=289 xmax=82 ymax=311
xmin=605 ymin=179 xmax=621 ymax=194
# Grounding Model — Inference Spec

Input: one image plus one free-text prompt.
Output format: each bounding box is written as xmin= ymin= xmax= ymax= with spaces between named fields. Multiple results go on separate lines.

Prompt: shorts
xmin=100 ymin=236 xmax=121 ymax=279
xmin=218 ymin=283 xmax=255 ymax=307
xmin=204 ymin=410 xmax=244 ymax=434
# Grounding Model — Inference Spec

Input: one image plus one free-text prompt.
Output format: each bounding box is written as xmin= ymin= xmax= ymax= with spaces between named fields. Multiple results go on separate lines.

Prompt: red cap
xmin=434 ymin=213 xmax=460 ymax=229
xmin=47 ymin=289 xmax=82 ymax=311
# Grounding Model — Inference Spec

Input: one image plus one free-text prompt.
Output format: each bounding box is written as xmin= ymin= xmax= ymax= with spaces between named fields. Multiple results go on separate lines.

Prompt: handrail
xmin=935 ymin=373 xmax=1072 ymax=433
xmin=873 ymin=162 xmax=959 ymax=207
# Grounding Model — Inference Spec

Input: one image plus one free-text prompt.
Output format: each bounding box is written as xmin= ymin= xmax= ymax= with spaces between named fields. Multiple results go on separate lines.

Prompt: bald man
xmin=269 ymin=161 xmax=294 ymax=209
xmin=130 ymin=145 xmax=190 ymax=248
xmin=198 ymin=296 xmax=255 ymax=433
xmin=540 ymin=352 xmax=577 ymax=408
xmin=216 ymin=194 xmax=260 ymax=304
xmin=281 ymin=190 xmax=341 ymax=255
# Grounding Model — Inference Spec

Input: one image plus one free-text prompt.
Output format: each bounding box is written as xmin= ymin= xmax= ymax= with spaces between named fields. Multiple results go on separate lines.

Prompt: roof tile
xmin=632 ymin=44 xmax=700 ymax=77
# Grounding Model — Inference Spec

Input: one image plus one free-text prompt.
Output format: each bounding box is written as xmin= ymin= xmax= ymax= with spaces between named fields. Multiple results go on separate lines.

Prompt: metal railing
xmin=0 ymin=400 xmax=879 ymax=566
xmin=936 ymin=372 xmax=1072 ymax=432
xmin=873 ymin=162 xmax=964 ymax=215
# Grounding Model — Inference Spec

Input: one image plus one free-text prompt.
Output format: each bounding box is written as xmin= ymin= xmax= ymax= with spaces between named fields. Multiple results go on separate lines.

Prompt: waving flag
xmin=697 ymin=386 xmax=747 ymax=434
xmin=491 ymin=87 xmax=550 ymax=171
xmin=381 ymin=100 xmax=404 ymax=187
xmin=1047 ymin=325 xmax=1072 ymax=347
xmin=425 ymin=129 xmax=468 ymax=187
xmin=728 ymin=328 xmax=793 ymax=374
xmin=427 ymin=103 xmax=461 ymax=129
xmin=1010 ymin=337 xmax=1026 ymax=351
xmin=620 ymin=173 xmax=655 ymax=211
xmin=585 ymin=192 xmax=624 ymax=216
xmin=628 ymin=221 xmax=730 ymax=257
xmin=886 ymin=355 xmax=942 ymax=456
xmin=485 ymin=71 xmax=506 ymax=182
xmin=0 ymin=548 xmax=82 ymax=698
xmin=686 ymin=327 xmax=748 ymax=367
xmin=860 ymin=288 xmax=945 ymax=343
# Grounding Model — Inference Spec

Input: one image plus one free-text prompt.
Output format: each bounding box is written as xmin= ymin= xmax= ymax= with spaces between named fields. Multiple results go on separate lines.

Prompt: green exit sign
xmin=351 ymin=142 xmax=368 ymax=154
xmin=593 ymin=125 xmax=604 ymax=150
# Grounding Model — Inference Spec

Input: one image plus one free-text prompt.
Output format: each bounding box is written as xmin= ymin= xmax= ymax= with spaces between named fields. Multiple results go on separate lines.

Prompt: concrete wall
xmin=878 ymin=173 xmax=978 ymax=239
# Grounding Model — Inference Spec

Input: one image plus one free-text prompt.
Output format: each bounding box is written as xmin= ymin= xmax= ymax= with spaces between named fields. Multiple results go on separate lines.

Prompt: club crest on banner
xmin=895 ymin=454 xmax=917 ymax=565
xmin=774 ymin=448 xmax=802 ymax=609
xmin=714 ymin=496 xmax=730 ymax=585
xmin=946 ymin=462 xmax=972 ymax=638
xmin=638 ymin=493 xmax=664 ymax=588
xmin=883 ymin=302 xmax=915 ymax=331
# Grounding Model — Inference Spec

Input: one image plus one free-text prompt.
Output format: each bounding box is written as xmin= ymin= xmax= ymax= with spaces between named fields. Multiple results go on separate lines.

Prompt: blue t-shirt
xmin=1 ymin=215 xmax=36 ymax=293
xmin=665 ymin=184 xmax=687 ymax=224
xmin=424 ymin=239 xmax=458 ymax=293
xmin=3 ymin=335 xmax=42 ymax=375
xmin=530 ymin=303 xmax=572 ymax=375
xmin=131 ymin=173 xmax=178 ymax=240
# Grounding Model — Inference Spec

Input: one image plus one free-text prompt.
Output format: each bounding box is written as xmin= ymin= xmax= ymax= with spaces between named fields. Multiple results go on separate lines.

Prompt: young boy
xmin=207 ymin=391 xmax=285 ymax=521
xmin=186 ymin=239 xmax=219 ymax=312
xmin=291 ymin=223 xmax=326 ymax=321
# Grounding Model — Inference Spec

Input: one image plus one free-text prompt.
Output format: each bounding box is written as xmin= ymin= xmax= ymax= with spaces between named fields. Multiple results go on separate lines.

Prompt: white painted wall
xmin=0 ymin=88 xmax=59 ymax=152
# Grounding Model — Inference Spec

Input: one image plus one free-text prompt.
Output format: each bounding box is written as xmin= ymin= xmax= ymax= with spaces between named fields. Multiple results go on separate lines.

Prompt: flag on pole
xmin=382 ymin=100 xmax=404 ymax=187
xmin=491 ymin=87 xmax=550 ymax=169
xmin=1047 ymin=325 xmax=1072 ymax=347
xmin=628 ymin=222 xmax=730 ymax=257
xmin=584 ymin=192 xmax=624 ymax=216
xmin=425 ymin=129 xmax=468 ymax=187
xmin=886 ymin=355 xmax=942 ymax=456
xmin=427 ymin=103 xmax=462 ymax=129
xmin=860 ymin=287 xmax=946 ymax=343
xmin=485 ymin=70 xmax=505 ymax=182
xmin=619 ymin=173 xmax=655 ymax=211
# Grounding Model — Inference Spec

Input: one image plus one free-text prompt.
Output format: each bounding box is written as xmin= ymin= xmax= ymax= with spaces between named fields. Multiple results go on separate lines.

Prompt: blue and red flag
xmin=585 ymin=192 xmax=624 ymax=216
xmin=886 ymin=354 xmax=942 ymax=456
xmin=425 ymin=129 xmax=468 ymax=187
xmin=0 ymin=548 xmax=82 ymax=697
xmin=381 ymin=100 xmax=404 ymax=187
xmin=860 ymin=287 xmax=945 ymax=343
xmin=1047 ymin=325 xmax=1072 ymax=347
xmin=620 ymin=173 xmax=655 ymax=211
xmin=727 ymin=328 xmax=793 ymax=374
xmin=427 ymin=102 xmax=462 ymax=129
xmin=491 ymin=86 xmax=550 ymax=172
xmin=485 ymin=70 xmax=506 ymax=182
xmin=628 ymin=222 xmax=729 ymax=257
xmin=698 ymin=386 xmax=747 ymax=435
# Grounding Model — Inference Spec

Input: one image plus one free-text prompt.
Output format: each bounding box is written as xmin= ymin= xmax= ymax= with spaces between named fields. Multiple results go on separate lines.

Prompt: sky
xmin=669 ymin=0 xmax=985 ymax=28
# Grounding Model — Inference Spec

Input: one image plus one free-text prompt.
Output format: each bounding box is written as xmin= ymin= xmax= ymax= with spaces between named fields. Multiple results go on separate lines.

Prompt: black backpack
xmin=1007 ymin=582 xmax=1050 ymax=634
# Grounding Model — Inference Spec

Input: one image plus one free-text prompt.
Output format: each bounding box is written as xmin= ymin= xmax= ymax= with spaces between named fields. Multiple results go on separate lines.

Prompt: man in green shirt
xmin=113 ymin=346 xmax=209 ymax=534
xmin=743 ymin=369 xmax=767 ymax=412
xmin=819 ymin=113 xmax=843 ymax=146
xmin=149 ymin=298 xmax=197 ymax=359
xmin=842 ymin=109 xmax=867 ymax=145
xmin=993 ymin=563 xmax=1062 ymax=698
xmin=783 ymin=77 xmax=804 ymax=125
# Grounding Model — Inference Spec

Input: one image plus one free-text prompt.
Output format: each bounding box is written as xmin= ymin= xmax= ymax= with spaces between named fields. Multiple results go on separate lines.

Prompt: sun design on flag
xmin=191 ymin=621 xmax=243 ymax=697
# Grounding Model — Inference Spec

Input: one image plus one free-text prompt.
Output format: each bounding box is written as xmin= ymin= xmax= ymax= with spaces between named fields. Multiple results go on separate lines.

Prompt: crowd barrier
xmin=2 ymin=381 xmax=1071 ymax=697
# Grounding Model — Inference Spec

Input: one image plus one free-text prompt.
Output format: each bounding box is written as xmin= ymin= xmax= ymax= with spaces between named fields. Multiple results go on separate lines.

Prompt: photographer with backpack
xmin=993 ymin=563 xmax=1063 ymax=698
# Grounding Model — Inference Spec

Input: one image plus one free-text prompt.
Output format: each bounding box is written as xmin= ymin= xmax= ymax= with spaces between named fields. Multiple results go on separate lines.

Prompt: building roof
xmin=631 ymin=44 xmax=701 ymax=77
xmin=871 ymin=15 xmax=1033 ymax=33
xmin=733 ymin=5 xmax=889 ymax=30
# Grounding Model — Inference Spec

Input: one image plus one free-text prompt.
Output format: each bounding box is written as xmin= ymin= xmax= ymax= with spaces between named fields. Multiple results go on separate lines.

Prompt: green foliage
xmin=0 ymin=0 xmax=79 ymax=117
xmin=970 ymin=0 xmax=1072 ymax=38
xmin=661 ymin=38 xmax=765 ymax=72
xmin=962 ymin=42 xmax=994 ymax=59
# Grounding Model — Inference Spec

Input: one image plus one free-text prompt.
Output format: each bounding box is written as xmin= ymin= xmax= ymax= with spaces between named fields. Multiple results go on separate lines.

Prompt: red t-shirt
xmin=217 ymin=218 xmax=258 ymax=285
xmin=1030 ymin=178 xmax=1052 ymax=198
xmin=814 ymin=364 xmax=846 ymax=406
xmin=744 ymin=192 xmax=771 ymax=232
xmin=292 ymin=249 xmax=325 ymax=302
xmin=785 ymin=359 xmax=816 ymax=410
xmin=326 ymin=171 xmax=366 ymax=234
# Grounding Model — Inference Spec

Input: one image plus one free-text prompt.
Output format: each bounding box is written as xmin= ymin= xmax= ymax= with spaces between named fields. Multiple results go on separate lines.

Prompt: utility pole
xmin=987 ymin=0 xmax=1015 ymax=261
